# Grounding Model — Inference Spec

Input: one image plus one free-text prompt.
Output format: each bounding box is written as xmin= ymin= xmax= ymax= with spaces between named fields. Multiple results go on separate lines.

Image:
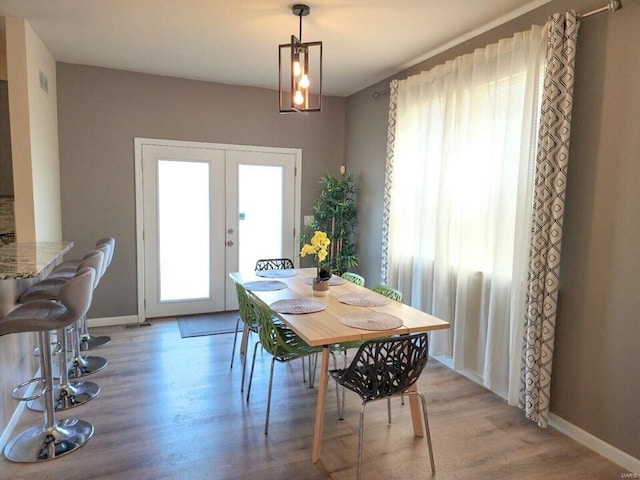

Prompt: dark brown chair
xmin=254 ymin=258 xmax=294 ymax=271
xmin=329 ymin=333 xmax=436 ymax=479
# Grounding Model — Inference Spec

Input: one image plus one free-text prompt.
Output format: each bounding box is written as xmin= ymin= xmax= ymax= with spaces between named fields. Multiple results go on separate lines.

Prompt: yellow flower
xmin=300 ymin=244 xmax=316 ymax=257
xmin=311 ymin=230 xmax=329 ymax=248
xmin=300 ymin=230 xmax=330 ymax=262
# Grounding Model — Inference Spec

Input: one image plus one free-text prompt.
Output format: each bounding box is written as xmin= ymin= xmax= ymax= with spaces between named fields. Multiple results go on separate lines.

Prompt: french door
xmin=136 ymin=139 xmax=300 ymax=319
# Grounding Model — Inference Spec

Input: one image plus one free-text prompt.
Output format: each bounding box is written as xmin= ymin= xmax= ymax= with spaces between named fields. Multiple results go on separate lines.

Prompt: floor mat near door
xmin=177 ymin=311 xmax=240 ymax=338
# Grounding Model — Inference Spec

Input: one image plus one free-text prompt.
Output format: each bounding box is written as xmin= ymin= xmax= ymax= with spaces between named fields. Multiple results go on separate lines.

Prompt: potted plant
xmin=302 ymin=173 xmax=358 ymax=276
xmin=300 ymin=230 xmax=331 ymax=296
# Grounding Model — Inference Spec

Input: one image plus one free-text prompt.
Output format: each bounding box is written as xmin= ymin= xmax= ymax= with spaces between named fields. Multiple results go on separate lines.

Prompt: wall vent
xmin=39 ymin=70 xmax=49 ymax=95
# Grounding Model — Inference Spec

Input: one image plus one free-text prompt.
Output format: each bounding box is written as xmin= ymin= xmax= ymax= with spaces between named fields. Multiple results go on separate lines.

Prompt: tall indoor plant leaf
xmin=301 ymin=173 xmax=358 ymax=275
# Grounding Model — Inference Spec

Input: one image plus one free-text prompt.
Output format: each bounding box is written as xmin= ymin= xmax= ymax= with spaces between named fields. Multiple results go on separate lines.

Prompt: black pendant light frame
xmin=279 ymin=4 xmax=323 ymax=113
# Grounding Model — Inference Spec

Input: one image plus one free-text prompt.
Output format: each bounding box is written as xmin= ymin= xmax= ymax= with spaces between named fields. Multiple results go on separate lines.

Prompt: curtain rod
xmin=578 ymin=0 xmax=622 ymax=19
xmin=372 ymin=89 xmax=390 ymax=99
xmin=371 ymin=0 xmax=623 ymax=99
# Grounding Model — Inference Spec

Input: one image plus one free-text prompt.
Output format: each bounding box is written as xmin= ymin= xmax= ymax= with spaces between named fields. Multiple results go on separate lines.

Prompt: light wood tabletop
xmin=229 ymin=268 xmax=450 ymax=464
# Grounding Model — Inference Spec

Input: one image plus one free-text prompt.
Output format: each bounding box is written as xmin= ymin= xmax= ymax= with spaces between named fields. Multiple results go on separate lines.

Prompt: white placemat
xmin=337 ymin=293 xmax=390 ymax=307
xmin=255 ymin=269 xmax=297 ymax=278
xmin=339 ymin=312 xmax=403 ymax=330
xmin=242 ymin=280 xmax=287 ymax=291
xmin=270 ymin=299 xmax=326 ymax=314
xmin=303 ymin=275 xmax=346 ymax=286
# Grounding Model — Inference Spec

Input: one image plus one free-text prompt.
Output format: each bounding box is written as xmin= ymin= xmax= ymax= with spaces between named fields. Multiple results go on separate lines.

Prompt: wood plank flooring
xmin=0 ymin=319 xmax=628 ymax=480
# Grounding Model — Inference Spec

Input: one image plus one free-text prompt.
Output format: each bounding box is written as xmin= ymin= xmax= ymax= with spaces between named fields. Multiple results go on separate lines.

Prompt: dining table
xmin=229 ymin=267 xmax=450 ymax=464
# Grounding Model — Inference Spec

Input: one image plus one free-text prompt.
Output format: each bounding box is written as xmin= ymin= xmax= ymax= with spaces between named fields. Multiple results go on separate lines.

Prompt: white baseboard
xmin=0 ymin=368 xmax=41 ymax=452
xmin=87 ymin=315 xmax=142 ymax=328
xmin=433 ymin=355 xmax=639 ymax=474
xmin=549 ymin=413 xmax=640 ymax=474
xmin=0 ymin=400 xmax=27 ymax=453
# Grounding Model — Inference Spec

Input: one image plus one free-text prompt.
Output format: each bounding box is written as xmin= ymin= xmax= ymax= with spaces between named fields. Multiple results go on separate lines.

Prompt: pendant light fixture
xmin=279 ymin=4 xmax=322 ymax=113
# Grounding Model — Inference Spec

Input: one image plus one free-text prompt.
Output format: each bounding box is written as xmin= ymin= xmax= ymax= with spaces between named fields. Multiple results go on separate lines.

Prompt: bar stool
xmin=18 ymin=251 xmax=105 ymax=411
xmin=80 ymin=237 xmax=114 ymax=350
xmin=1 ymin=268 xmax=96 ymax=462
xmin=52 ymin=237 xmax=115 ymax=350
xmin=26 ymin=323 xmax=100 ymax=412
xmin=20 ymin=250 xmax=107 ymax=382
xmin=23 ymin=240 xmax=110 ymax=360
xmin=53 ymin=237 xmax=114 ymax=272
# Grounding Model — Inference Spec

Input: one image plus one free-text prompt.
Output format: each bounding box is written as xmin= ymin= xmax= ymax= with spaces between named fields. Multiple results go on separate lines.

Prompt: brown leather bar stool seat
xmin=0 ymin=268 xmax=96 ymax=462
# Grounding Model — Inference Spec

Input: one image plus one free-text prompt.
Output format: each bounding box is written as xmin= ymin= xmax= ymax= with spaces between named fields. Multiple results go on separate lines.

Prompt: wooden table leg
xmin=312 ymin=345 xmax=330 ymax=463
xmin=408 ymin=382 xmax=425 ymax=437
xmin=240 ymin=324 xmax=249 ymax=355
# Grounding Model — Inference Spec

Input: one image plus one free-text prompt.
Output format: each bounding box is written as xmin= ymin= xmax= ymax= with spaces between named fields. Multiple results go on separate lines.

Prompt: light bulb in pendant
xmin=293 ymin=60 xmax=301 ymax=77
xmin=299 ymin=74 xmax=310 ymax=89
xmin=294 ymin=90 xmax=304 ymax=105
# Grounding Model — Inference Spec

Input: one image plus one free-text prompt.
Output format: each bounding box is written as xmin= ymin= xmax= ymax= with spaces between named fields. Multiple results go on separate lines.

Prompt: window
xmin=386 ymin=27 xmax=547 ymax=397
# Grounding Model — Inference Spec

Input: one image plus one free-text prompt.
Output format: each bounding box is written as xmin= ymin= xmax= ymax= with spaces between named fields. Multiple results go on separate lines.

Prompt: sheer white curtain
xmin=385 ymin=26 xmax=547 ymax=401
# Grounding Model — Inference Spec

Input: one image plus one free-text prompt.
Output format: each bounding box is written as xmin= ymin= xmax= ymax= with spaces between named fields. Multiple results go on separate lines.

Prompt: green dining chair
xmin=371 ymin=284 xmax=403 ymax=302
xmin=246 ymin=293 xmax=323 ymax=434
xmin=230 ymin=282 xmax=260 ymax=393
xmin=341 ymin=271 xmax=365 ymax=286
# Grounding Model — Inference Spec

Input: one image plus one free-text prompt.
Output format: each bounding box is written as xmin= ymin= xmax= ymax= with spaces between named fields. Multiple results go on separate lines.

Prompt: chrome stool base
xmin=3 ymin=418 xmax=94 ymax=462
xmin=28 ymin=381 xmax=100 ymax=412
xmin=80 ymin=334 xmax=111 ymax=351
xmin=67 ymin=355 xmax=108 ymax=379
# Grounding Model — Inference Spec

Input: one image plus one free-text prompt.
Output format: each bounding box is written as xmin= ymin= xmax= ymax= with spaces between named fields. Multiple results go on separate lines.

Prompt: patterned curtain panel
xmin=381 ymin=80 xmax=398 ymax=285
xmin=520 ymin=11 xmax=579 ymax=428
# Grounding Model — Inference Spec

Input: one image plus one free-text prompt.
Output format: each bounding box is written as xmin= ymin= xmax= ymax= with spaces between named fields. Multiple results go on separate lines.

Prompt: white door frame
xmin=134 ymin=137 xmax=302 ymax=323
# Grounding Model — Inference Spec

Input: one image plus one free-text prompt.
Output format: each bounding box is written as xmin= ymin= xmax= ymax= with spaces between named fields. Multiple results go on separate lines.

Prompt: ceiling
xmin=0 ymin=0 xmax=551 ymax=97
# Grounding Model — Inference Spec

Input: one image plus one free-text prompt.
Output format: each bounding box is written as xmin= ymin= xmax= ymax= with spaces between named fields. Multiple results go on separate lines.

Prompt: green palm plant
xmin=301 ymin=173 xmax=358 ymax=275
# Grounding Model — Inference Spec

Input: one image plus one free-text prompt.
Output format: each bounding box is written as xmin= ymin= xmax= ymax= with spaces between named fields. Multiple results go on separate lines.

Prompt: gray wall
xmin=346 ymin=0 xmax=639 ymax=461
xmin=54 ymin=0 xmax=639 ymax=461
xmin=56 ymin=64 xmax=346 ymax=318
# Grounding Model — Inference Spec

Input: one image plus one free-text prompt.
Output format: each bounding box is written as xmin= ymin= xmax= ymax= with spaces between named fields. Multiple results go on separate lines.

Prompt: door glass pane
xmin=157 ymin=160 xmax=210 ymax=301
xmin=238 ymin=165 xmax=283 ymax=272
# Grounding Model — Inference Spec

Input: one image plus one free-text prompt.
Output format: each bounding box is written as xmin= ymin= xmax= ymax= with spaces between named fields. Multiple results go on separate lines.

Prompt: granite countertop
xmin=0 ymin=242 xmax=74 ymax=280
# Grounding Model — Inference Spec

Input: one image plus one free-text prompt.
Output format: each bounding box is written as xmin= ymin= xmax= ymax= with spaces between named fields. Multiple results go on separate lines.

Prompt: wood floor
xmin=0 ymin=319 xmax=627 ymax=480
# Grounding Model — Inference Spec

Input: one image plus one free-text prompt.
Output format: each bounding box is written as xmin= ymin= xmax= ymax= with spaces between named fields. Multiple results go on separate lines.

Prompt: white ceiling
xmin=0 ymin=0 xmax=551 ymax=97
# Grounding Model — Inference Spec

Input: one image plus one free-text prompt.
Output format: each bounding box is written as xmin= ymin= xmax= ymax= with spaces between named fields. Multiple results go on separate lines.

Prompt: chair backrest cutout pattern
xmin=235 ymin=283 xmax=258 ymax=331
xmin=344 ymin=333 xmax=429 ymax=401
xmin=341 ymin=272 xmax=365 ymax=286
xmin=255 ymin=258 xmax=294 ymax=271
xmin=372 ymin=284 xmax=403 ymax=302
